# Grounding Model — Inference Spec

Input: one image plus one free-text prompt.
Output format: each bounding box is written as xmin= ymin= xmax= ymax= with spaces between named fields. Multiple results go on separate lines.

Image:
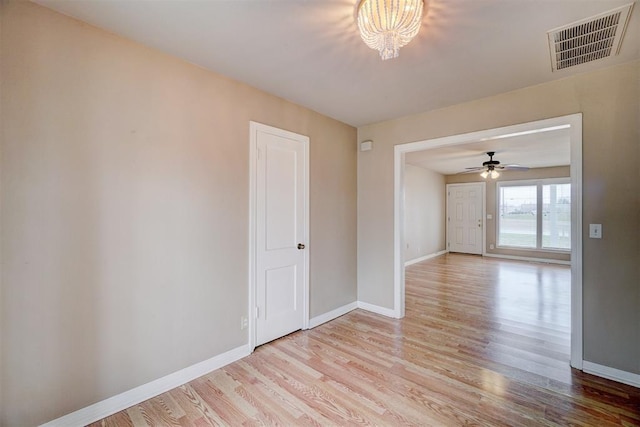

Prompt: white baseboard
xmin=357 ymin=301 xmax=397 ymax=318
xmin=308 ymin=301 xmax=358 ymax=328
xmin=310 ymin=301 xmax=399 ymax=324
xmin=483 ymin=253 xmax=570 ymax=265
xmin=582 ymin=361 xmax=640 ymax=388
xmin=404 ymin=250 xmax=447 ymax=267
xmin=40 ymin=344 xmax=252 ymax=427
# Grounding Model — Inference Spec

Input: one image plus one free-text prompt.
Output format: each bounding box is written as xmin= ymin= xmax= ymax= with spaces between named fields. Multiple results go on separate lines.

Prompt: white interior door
xmin=447 ymin=183 xmax=484 ymax=255
xmin=253 ymin=123 xmax=308 ymax=346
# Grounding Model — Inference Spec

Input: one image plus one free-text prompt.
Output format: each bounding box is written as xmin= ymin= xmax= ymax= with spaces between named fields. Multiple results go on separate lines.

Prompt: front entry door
xmin=253 ymin=122 xmax=308 ymax=346
xmin=447 ymin=183 xmax=484 ymax=255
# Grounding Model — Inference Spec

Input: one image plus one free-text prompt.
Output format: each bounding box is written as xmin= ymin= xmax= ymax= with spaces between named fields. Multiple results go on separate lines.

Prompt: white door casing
xmin=249 ymin=122 xmax=309 ymax=348
xmin=447 ymin=183 xmax=484 ymax=255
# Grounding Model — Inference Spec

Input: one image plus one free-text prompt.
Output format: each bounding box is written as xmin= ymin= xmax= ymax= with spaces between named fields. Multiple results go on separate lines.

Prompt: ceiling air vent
xmin=547 ymin=3 xmax=634 ymax=71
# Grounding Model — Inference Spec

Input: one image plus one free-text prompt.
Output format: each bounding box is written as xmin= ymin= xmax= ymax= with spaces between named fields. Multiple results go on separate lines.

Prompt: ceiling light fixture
xmin=480 ymin=166 xmax=500 ymax=179
xmin=459 ymin=152 xmax=528 ymax=178
xmin=356 ymin=0 xmax=424 ymax=60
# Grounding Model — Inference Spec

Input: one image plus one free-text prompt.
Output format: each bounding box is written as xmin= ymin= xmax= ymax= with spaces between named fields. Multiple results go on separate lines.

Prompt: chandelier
xmin=356 ymin=0 xmax=425 ymax=60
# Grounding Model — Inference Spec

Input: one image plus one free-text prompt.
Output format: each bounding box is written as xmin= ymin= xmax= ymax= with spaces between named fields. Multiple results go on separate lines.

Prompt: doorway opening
xmin=393 ymin=114 xmax=583 ymax=368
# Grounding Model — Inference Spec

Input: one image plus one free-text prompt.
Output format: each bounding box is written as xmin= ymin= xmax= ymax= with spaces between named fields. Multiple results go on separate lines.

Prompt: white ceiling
xmin=34 ymin=0 xmax=640 ymax=127
xmin=404 ymin=126 xmax=571 ymax=175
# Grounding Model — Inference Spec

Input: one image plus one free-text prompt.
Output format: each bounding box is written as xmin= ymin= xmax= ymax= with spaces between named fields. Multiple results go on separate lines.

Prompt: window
xmin=497 ymin=178 xmax=570 ymax=251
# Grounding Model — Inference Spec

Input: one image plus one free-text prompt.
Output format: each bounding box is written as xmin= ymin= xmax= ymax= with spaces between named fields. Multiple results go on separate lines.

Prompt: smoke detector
xmin=547 ymin=3 xmax=634 ymax=72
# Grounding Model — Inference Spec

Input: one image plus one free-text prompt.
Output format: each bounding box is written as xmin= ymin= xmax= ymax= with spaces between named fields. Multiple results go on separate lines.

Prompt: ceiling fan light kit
xmin=480 ymin=168 xmax=499 ymax=179
xmin=356 ymin=0 xmax=425 ymax=60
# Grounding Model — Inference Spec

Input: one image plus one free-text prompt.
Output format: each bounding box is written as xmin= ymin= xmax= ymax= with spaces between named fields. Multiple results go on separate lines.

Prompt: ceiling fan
xmin=460 ymin=152 xmax=529 ymax=179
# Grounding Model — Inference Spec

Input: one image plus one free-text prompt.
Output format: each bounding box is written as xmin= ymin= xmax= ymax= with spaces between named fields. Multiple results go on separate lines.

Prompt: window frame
xmin=496 ymin=177 xmax=571 ymax=253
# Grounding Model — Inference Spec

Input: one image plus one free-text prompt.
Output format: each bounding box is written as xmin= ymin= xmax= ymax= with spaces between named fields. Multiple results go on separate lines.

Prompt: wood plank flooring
xmin=91 ymin=254 xmax=640 ymax=426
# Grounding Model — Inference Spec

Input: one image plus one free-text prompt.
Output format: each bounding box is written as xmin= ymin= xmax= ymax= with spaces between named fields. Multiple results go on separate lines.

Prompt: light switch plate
xmin=589 ymin=224 xmax=602 ymax=239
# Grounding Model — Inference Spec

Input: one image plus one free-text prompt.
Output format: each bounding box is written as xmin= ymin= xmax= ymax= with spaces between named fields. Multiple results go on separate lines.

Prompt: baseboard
xmin=308 ymin=301 xmax=358 ymax=328
xmin=357 ymin=301 xmax=397 ymax=318
xmin=40 ymin=344 xmax=252 ymax=427
xmin=310 ymin=301 xmax=399 ymax=325
xmin=582 ymin=361 xmax=640 ymax=388
xmin=404 ymin=250 xmax=447 ymax=267
xmin=483 ymin=253 xmax=570 ymax=265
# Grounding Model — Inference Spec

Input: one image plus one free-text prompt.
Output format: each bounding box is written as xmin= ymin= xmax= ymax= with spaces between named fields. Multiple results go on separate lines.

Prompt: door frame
xmin=393 ymin=113 xmax=583 ymax=368
xmin=446 ymin=182 xmax=486 ymax=255
xmin=248 ymin=121 xmax=310 ymax=352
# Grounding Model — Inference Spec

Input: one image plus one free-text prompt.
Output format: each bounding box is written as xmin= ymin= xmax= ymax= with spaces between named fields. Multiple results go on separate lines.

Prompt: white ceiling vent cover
xmin=547 ymin=3 xmax=634 ymax=71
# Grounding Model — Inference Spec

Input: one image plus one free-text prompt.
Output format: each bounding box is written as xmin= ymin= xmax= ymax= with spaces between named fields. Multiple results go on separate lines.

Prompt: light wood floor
xmin=92 ymin=254 xmax=640 ymax=426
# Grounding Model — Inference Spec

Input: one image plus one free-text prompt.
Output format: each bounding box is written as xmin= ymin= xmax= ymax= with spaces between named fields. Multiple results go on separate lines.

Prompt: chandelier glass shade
xmin=356 ymin=0 xmax=424 ymax=60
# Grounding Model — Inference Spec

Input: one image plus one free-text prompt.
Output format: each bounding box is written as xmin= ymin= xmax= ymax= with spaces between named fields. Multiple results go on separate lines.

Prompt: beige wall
xmin=404 ymin=164 xmax=445 ymax=262
xmin=0 ymin=2 xmax=357 ymax=425
xmin=446 ymin=166 xmax=570 ymax=261
xmin=358 ymin=61 xmax=639 ymax=375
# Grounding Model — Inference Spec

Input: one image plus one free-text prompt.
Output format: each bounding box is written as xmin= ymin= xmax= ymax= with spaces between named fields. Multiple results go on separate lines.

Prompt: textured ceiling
xmin=34 ymin=0 xmax=640 ymax=127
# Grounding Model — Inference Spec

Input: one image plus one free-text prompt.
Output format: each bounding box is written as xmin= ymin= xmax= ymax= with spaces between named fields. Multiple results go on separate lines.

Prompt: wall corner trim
xmin=308 ymin=301 xmax=358 ymax=329
xmin=40 ymin=344 xmax=252 ymax=427
xmin=582 ymin=361 xmax=640 ymax=388
xmin=357 ymin=301 xmax=398 ymax=318
xmin=404 ymin=250 xmax=447 ymax=267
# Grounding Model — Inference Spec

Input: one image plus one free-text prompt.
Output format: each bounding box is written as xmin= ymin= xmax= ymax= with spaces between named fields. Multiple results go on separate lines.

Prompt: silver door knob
xmin=297 ymin=243 xmax=305 ymax=250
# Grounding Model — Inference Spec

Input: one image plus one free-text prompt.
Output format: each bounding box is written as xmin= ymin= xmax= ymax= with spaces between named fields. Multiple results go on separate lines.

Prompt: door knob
xmin=297 ymin=243 xmax=305 ymax=250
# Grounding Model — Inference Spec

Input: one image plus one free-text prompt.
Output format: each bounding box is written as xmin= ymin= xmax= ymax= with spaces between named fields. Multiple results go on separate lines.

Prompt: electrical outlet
xmin=489 ymin=244 xmax=495 ymax=249
xmin=240 ymin=316 xmax=248 ymax=330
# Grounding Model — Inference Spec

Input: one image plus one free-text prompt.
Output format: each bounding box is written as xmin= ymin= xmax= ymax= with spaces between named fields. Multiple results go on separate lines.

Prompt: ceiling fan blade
xmin=463 ymin=166 xmax=484 ymax=171
xmin=457 ymin=169 xmax=483 ymax=174
xmin=501 ymin=165 xmax=530 ymax=171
